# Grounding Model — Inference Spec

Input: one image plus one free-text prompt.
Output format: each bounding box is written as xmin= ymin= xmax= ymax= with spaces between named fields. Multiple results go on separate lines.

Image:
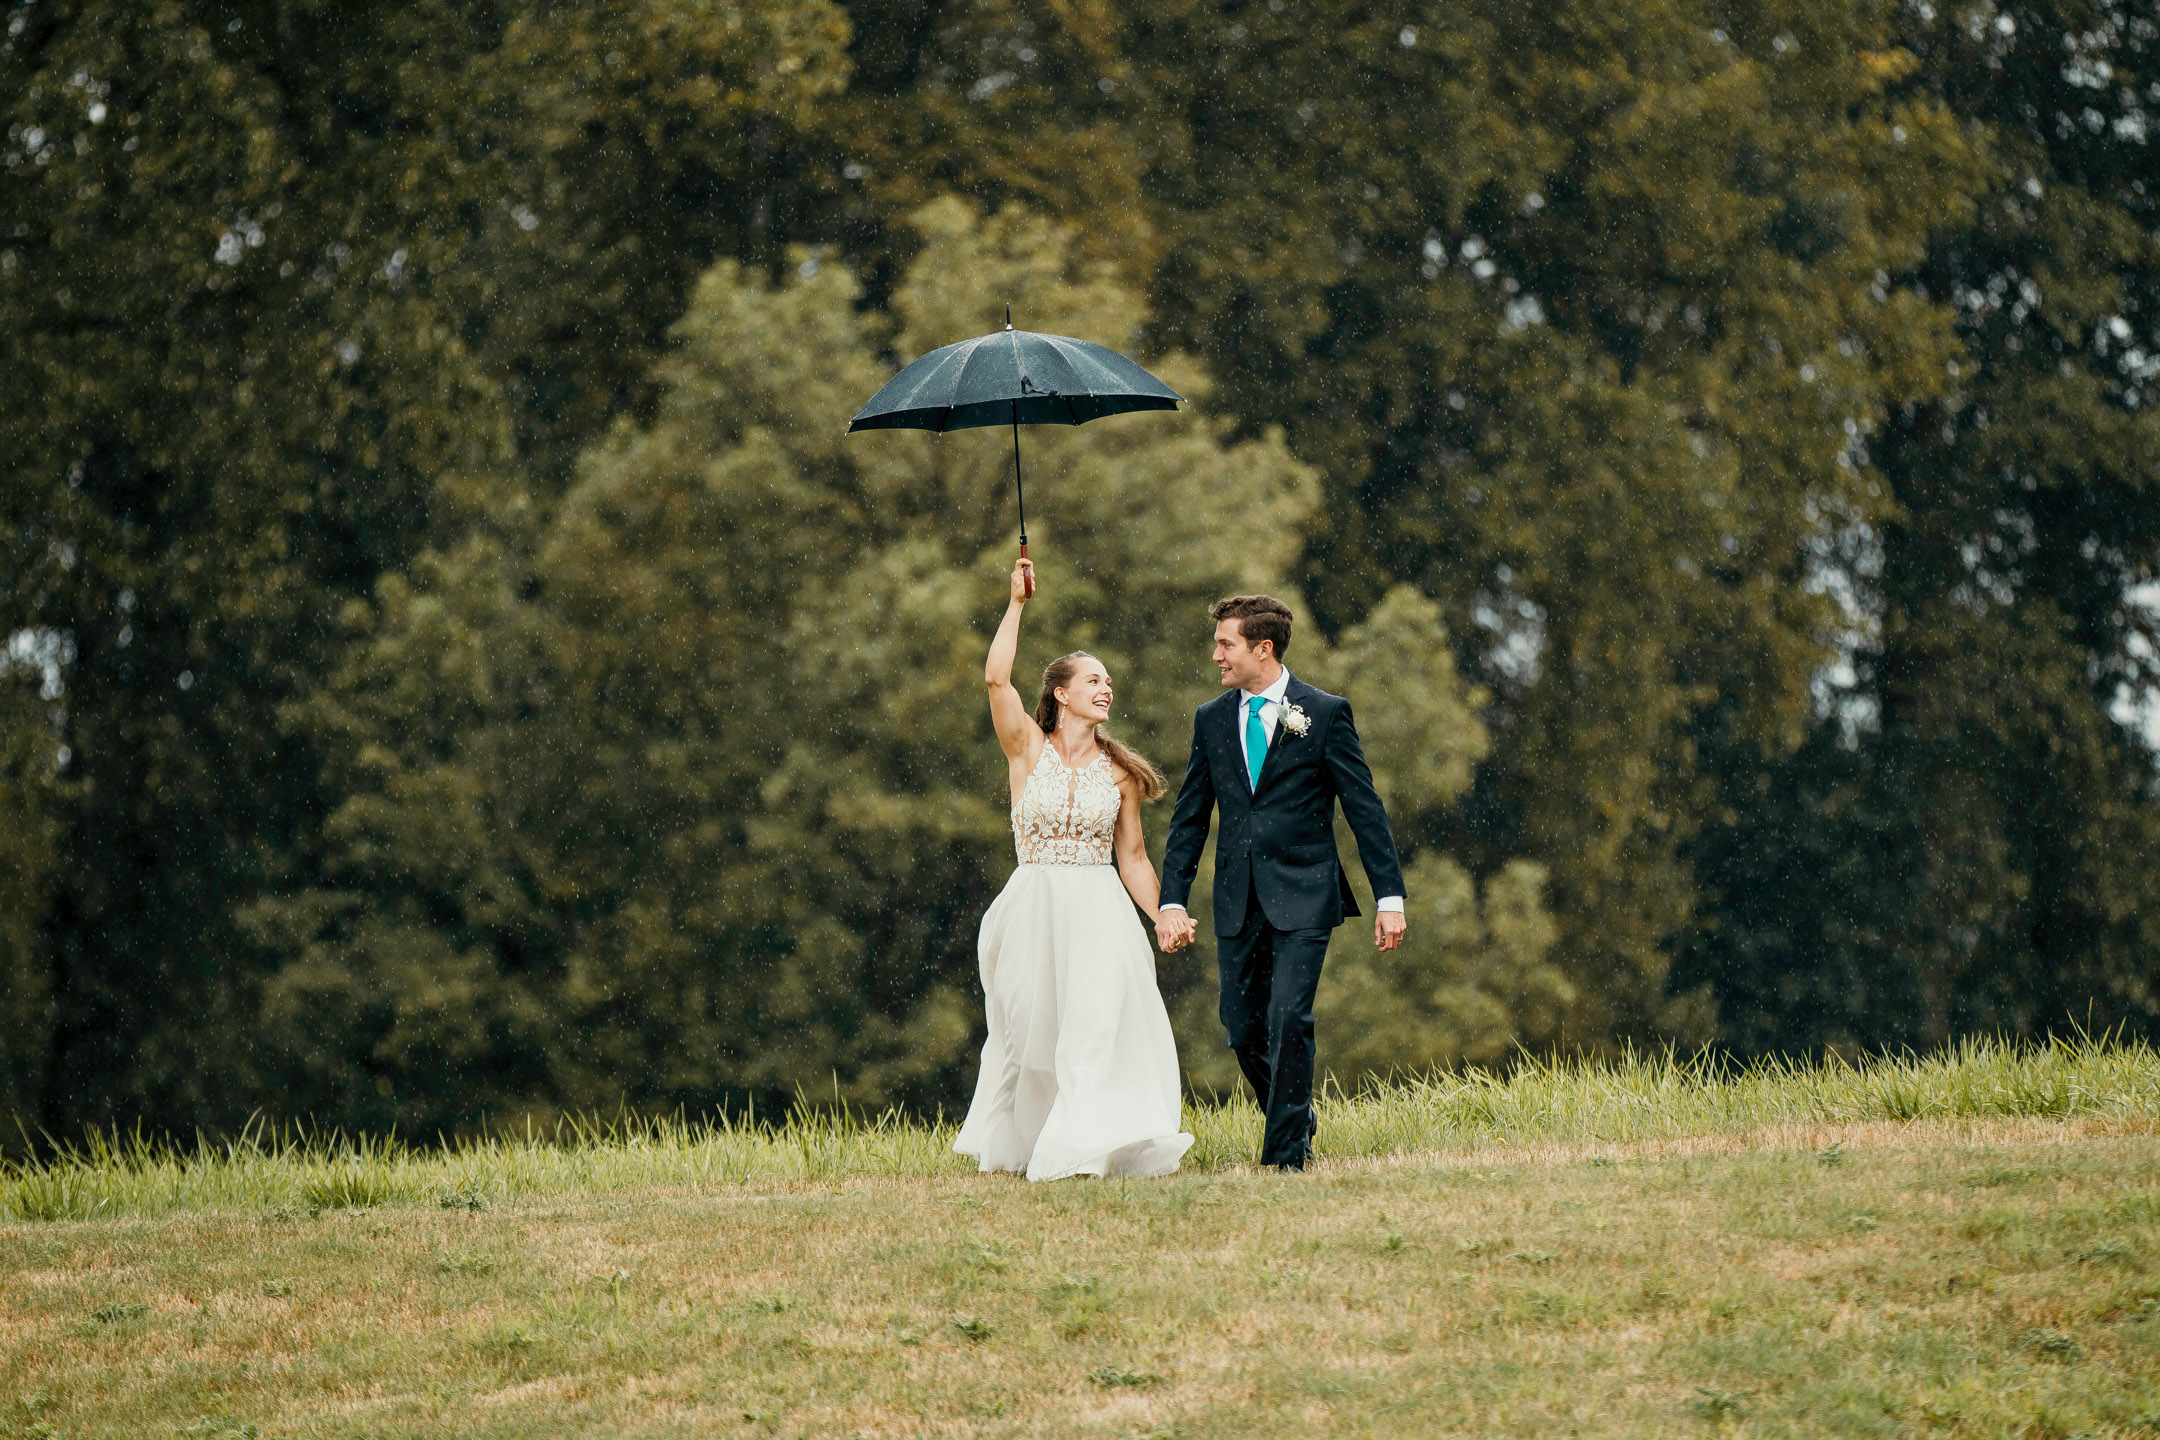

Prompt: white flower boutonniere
xmin=1278 ymin=702 xmax=1312 ymax=739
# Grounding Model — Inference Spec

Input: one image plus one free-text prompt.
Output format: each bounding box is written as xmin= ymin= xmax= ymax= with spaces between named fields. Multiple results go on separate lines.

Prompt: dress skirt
xmin=954 ymin=862 xmax=1194 ymax=1181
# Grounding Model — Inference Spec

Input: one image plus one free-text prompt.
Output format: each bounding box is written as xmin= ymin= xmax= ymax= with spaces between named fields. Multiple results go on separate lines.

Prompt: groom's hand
xmin=1375 ymin=910 xmax=1407 ymax=952
xmin=1155 ymin=910 xmax=1197 ymax=952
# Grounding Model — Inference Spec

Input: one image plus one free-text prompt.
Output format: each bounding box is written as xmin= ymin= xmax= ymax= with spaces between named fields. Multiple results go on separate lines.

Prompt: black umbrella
xmin=847 ymin=308 xmax=1183 ymax=594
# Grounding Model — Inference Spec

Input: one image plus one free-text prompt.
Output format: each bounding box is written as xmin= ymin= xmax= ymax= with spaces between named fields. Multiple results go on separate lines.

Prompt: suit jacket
xmin=1160 ymin=674 xmax=1407 ymax=936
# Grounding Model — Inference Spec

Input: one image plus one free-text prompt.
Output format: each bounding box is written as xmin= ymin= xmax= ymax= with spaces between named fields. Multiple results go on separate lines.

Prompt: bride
xmin=954 ymin=557 xmax=1195 ymax=1180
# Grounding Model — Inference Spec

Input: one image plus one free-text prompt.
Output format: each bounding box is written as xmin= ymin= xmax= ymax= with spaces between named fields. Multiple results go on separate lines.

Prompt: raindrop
xmin=1995 ymin=13 xmax=2015 ymax=34
xmin=1398 ymin=25 xmax=1418 ymax=47
xmin=88 ymin=103 xmax=106 ymax=124
xmin=177 ymin=670 xmax=194 ymax=690
xmin=337 ymin=339 xmax=361 ymax=366
xmin=55 ymin=746 xmax=70 ymax=768
xmin=843 ymin=162 xmax=865 ymax=180
xmin=1472 ymin=258 xmax=1496 ymax=280
xmin=799 ymin=258 xmax=820 ymax=278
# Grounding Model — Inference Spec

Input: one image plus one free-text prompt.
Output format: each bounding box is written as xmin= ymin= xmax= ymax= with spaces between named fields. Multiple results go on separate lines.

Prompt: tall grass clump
xmin=5 ymin=1035 xmax=2154 ymax=1220
xmin=1261 ymin=1031 xmax=2157 ymax=1167
xmin=1 ymin=1102 xmax=972 ymax=1223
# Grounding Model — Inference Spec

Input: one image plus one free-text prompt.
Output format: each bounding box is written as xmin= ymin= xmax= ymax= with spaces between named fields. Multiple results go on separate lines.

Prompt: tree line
xmin=2 ymin=0 xmax=2155 ymax=1139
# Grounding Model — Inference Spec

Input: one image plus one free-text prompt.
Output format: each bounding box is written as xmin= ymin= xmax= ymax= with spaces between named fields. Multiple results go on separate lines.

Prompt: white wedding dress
xmin=954 ymin=746 xmax=1194 ymax=1180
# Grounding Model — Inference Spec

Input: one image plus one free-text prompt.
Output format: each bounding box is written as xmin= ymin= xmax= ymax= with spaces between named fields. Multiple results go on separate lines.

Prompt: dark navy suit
xmin=1160 ymin=674 xmax=1406 ymax=1168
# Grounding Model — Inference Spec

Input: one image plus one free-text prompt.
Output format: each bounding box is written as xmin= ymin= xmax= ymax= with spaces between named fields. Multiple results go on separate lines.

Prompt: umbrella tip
xmin=1004 ymin=303 xmax=1012 ymax=331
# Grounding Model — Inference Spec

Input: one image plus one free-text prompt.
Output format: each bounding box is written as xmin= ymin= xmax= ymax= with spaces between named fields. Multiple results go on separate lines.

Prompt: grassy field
xmin=5 ymin=1041 xmax=2160 ymax=1437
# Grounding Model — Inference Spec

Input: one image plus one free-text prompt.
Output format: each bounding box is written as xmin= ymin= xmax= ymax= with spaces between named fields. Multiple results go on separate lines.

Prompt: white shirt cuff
xmin=1159 ymin=903 xmax=1186 ymax=911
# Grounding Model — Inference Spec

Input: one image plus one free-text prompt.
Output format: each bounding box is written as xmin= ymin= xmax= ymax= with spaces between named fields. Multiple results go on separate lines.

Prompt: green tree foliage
xmin=241 ymin=203 xmax=1525 ymax=1126
xmin=1307 ymin=588 xmax=1567 ymax=1089
xmin=845 ymin=0 xmax=1988 ymax=1045
xmin=1 ymin=0 xmax=846 ymax=1131
xmin=0 ymin=654 xmax=61 ymax=1124
xmin=1674 ymin=0 xmax=2160 ymax=1053
xmin=7 ymin=0 xmax=2157 ymax=1138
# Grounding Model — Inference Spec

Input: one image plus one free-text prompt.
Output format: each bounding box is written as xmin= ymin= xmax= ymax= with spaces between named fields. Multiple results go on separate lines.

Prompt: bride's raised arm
xmin=985 ymin=558 xmax=1041 ymax=768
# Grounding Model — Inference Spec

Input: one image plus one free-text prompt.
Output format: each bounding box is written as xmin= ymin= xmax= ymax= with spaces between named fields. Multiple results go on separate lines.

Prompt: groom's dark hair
xmin=1210 ymin=594 xmax=1293 ymax=659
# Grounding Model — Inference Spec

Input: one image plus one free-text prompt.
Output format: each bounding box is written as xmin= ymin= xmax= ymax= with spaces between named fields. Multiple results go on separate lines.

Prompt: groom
xmin=1156 ymin=595 xmax=1407 ymax=1171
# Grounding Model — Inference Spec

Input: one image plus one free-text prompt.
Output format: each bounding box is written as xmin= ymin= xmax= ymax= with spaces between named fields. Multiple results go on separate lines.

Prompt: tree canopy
xmin=4 ymin=0 xmax=2156 ymax=1137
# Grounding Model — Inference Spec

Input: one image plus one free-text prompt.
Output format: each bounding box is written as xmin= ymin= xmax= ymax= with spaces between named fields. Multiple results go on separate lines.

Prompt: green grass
xmin=5 ymin=1035 xmax=2153 ymax=1223
xmin=6 ymin=1038 xmax=2160 ymax=1438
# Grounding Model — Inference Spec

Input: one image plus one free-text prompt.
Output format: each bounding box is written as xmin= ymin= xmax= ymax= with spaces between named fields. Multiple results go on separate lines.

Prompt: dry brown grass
xmin=6 ymin=1117 xmax=2160 ymax=1438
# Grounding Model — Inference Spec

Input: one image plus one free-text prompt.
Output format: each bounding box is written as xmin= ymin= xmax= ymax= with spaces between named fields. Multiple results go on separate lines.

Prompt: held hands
xmin=1375 ymin=910 xmax=1407 ymax=952
xmin=1010 ymin=557 xmax=1035 ymax=604
xmin=1154 ymin=909 xmax=1198 ymax=953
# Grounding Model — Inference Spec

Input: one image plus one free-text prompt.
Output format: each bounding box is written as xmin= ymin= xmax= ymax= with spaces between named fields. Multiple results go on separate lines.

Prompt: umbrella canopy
xmin=846 ymin=322 xmax=1182 ymax=433
xmin=846 ymin=315 xmax=1182 ymax=596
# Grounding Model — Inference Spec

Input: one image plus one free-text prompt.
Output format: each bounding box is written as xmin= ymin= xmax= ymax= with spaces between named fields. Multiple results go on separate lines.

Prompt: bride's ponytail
xmin=1036 ymin=652 xmax=1167 ymax=801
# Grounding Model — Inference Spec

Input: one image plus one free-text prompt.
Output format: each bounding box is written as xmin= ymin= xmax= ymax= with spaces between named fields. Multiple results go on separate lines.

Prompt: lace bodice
xmin=1013 ymin=745 xmax=1120 ymax=866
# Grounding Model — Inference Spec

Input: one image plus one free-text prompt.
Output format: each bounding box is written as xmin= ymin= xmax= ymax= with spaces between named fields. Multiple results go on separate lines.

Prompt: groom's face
xmin=1213 ymin=620 xmax=1274 ymax=692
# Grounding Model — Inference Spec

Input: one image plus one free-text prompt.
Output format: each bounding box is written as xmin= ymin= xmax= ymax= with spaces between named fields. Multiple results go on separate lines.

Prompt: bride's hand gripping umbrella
xmin=845 ymin=306 xmax=1183 ymax=597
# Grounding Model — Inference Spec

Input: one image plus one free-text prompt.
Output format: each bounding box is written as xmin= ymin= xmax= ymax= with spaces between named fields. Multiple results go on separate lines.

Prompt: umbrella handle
xmin=1019 ymin=541 xmax=1034 ymax=598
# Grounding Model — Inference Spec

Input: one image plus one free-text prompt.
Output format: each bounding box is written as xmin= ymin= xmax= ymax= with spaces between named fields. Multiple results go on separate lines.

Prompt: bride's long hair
xmin=1035 ymin=652 xmax=1167 ymax=801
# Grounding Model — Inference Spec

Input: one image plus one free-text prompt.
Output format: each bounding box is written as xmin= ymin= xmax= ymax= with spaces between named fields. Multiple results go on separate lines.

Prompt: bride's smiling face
xmin=1056 ymin=660 xmax=1114 ymax=726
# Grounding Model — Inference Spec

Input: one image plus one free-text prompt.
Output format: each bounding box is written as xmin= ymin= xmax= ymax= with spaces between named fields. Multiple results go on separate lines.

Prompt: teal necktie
xmin=1246 ymin=695 xmax=1270 ymax=789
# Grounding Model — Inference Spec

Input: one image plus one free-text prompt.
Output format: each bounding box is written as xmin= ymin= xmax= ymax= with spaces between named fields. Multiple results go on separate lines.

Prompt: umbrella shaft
xmin=1011 ymin=406 xmax=1027 ymax=546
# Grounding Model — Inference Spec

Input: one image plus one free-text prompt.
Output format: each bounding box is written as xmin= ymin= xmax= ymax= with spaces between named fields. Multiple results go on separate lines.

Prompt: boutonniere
xmin=1278 ymin=702 xmax=1312 ymax=738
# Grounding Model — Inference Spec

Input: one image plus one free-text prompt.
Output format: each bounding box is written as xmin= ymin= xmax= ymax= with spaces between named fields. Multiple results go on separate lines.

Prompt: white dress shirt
xmin=1162 ymin=668 xmax=1403 ymax=915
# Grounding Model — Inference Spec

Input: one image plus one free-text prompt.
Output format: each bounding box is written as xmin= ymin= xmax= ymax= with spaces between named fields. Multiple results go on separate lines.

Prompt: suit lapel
xmin=1208 ymin=692 xmax=1250 ymax=795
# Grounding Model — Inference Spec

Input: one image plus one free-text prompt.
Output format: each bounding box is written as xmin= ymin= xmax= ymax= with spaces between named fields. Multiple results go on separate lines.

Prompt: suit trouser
xmin=1217 ymin=892 xmax=1332 ymax=1169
